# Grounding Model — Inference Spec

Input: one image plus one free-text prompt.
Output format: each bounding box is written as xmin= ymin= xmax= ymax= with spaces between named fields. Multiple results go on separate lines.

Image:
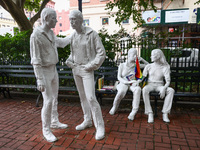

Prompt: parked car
xmin=170 ymin=48 xmax=199 ymax=67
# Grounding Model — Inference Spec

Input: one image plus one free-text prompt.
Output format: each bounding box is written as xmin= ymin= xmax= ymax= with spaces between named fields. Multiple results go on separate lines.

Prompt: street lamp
xmin=78 ymin=0 xmax=82 ymax=12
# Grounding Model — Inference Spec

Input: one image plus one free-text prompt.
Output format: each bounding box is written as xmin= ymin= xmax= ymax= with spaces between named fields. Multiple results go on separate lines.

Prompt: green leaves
xmin=106 ymin=0 xmax=157 ymax=28
xmin=24 ymin=0 xmax=41 ymax=12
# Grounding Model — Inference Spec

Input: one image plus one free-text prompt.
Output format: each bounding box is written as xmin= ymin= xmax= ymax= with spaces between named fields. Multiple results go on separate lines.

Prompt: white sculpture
xmin=65 ymin=10 xmax=106 ymax=140
xmin=142 ymin=49 xmax=174 ymax=123
xmin=30 ymin=8 xmax=70 ymax=142
xmin=109 ymin=48 xmax=149 ymax=121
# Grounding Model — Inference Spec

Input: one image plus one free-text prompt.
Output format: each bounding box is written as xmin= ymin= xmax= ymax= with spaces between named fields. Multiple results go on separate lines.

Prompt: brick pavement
xmin=0 ymin=95 xmax=200 ymax=150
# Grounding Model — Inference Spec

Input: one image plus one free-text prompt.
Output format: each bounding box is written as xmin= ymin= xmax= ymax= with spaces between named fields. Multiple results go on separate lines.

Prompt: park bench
xmin=95 ymin=66 xmax=200 ymax=117
xmin=0 ymin=64 xmax=77 ymax=107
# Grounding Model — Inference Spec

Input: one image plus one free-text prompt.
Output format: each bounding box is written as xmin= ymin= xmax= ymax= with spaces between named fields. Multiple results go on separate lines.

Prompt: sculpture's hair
xmin=152 ymin=49 xmax=169 ymax=66
xmin=70 ymin=10 xmax=83 ymax=23
xmin=128 ymin=48 xmax=137 ymax=56
xmin=41 ymin=8 xmax=56 ymax=24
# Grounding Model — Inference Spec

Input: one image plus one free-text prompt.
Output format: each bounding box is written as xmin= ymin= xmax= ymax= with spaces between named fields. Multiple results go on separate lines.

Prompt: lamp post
xmin=78 ymin=0 xmax=82 ymax=12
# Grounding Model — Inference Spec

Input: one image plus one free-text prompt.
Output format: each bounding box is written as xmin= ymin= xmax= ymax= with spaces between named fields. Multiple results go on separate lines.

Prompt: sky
xmin=54 ymin=0 xmax=70 ymax=11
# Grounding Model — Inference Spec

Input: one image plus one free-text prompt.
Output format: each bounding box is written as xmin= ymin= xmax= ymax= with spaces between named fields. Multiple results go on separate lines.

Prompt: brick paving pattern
xmin=0 ymin=96 xmax=200 ymax=150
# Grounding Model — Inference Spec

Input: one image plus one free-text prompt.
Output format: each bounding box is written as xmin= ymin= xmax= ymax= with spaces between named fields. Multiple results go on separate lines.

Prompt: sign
xmin=189 ymin=8 xmax=197 ymax=23
xmin=165 ymin=9 xmax=189 ymax=23
xmin=197 ymin=8 xmax=200 ymax=24
xmin=142 ymin=10 xmax=161 ymax=24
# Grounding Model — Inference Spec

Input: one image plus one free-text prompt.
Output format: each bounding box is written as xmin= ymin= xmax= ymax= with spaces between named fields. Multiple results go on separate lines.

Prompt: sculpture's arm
xmin=117 ymin=64 xmax=137 ymax=85
xmin=55 ymin=35 xmax=71 ymax=48
xmin=84 ymin=31 xmax=106 ymax=71
xmin=159 ymin=66 xmax=171 ymax=99
xmin=138 ymin=56 xmax=149 ymax=69
xmin=30 ymin=37 xmax=45 ymax=92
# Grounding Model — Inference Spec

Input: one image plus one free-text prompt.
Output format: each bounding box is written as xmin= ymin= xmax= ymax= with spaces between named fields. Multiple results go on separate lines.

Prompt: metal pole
xmin=78 ymin=0 xmax=82 ymax=12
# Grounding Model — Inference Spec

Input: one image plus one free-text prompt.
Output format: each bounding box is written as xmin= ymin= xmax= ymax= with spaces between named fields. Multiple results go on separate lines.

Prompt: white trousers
xmin=41 ymin=65 xmax=60 ymax=131
xmin=113 ymin=83 xmax=141 ymax=112
xmin=72 ymin=66 xmax=104 ymax=129
xmin=142 ymin=83 xmax=174 ymax=115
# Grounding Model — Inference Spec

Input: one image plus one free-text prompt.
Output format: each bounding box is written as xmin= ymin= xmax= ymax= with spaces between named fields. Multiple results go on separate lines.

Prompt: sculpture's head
xmin=69 ymin=10 xmax=83 ymax=30
xmin=127 ymin=48 xmax=137 ymax=63
xmin=41 ymin=8 xmax=57 ymax=28
xmin=151 ymin=49 xmax=168 ymax=65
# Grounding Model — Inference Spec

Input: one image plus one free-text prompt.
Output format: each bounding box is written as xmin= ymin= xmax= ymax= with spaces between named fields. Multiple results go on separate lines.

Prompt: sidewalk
xmin=0 ymin=95 xmax=199 ymax=150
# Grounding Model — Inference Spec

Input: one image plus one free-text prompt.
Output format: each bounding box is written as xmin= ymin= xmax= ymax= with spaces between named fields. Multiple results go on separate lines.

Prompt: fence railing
xmin=111 ymin=37 xmax=200 ymax=68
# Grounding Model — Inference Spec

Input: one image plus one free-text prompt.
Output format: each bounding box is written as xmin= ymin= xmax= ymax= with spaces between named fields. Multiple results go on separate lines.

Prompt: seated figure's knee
xmin=142 ymin=86 xmax=149 ymax=94
xmin=135 ymin=86 xmax=141 ymax=93
xmin=168 ymin=88 xmax=175 ymax=94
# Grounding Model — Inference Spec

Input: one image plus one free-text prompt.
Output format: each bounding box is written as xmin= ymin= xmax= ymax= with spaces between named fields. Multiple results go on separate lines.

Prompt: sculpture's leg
xmin=128 ymin=86 xmax=141 ymax=120
xmin=41 ymin=78 xmax=57 ymax=142
xmin=51 ymin=71 xmax=68 ymax=129
xmin=162 ymin=87 xmax=174 ymax=123
xmin=83 ymin=71 xmax=105 ymax=141
xmin=142 ymin=84 xmax=154 ymax=123
xmin=73 ymin=71 xmax=92 ymax=131
xmin=109 ymin=83 xmax=128 ymax=115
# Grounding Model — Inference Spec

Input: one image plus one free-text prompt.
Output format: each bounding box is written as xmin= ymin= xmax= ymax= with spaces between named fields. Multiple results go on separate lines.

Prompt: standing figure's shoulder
xmin=85 ymin=27 xmax=96 ymax=35
xmin=31 ymin=27 xmax=42 ymax=38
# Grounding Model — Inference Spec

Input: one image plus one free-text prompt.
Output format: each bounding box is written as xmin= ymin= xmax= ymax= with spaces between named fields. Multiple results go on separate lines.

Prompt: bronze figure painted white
xmin=65 ymin=10 xmax=106 ymax=140
xmin=109 ymin=48 xmax=148 ymax=121
xmin=30 ymin=8 xmax=70 ymax=142
xmin=142 ymin=49 xmax=174 ymax=123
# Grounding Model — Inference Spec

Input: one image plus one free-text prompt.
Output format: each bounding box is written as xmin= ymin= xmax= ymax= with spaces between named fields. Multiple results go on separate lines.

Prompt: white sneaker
xmin=50 ymin=122 xmax=68 ymax=129
xmin=128 ymin=110 xmax=137 ymax=121
xmin=148 ymin=113 xmax=154 ymax=123
xmin=43 ymin=130 xmax=57 ymax=142
xmin=109 ymin=106 xmax=116 ymax=115
xmin=95 ymin=126 xmax=105 ymax=140
xmin=163 ymin=113 xmax=170 ymax=123
xmin=75 ymin=121 xmax=93 ymax=131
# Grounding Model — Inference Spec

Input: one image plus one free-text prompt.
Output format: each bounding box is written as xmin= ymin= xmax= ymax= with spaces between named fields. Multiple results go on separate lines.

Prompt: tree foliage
xmin=0 ymin=0 xmax=50 ymax=31
xmin=106 ymin=0 xmax=157 ymax=29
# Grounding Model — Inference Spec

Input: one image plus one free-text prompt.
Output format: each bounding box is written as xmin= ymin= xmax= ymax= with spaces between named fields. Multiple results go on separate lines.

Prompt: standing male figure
xmin=30 ymin=8 xmax=70 ymax=142
xmin=65 ymin=10 xmax=106 ymax=140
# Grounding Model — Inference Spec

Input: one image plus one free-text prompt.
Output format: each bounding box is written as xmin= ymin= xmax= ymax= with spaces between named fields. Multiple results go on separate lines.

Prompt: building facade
xmin=54 ymin=10 xmax=70 ymax=35
xmin=70 ymin=0 xmax=140 ymax=36
xmin=142 ymin=0 xmax=200 ymax=46
xmin=0 ymin=6 xmax=17 ymax=30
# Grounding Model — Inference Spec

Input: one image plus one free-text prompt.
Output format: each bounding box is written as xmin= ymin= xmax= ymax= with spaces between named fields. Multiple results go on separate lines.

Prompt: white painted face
xmin=69 ymin=13 xmax=82 ymax=30
xmin=151 ymin=50 xmax=159 ymax=62
xmin=46 ymin=12 xmax=57 ymax=28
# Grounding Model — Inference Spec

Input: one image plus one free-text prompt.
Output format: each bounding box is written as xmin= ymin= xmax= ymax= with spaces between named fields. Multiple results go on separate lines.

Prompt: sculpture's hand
xmin=37 ymin=79 xmax=45 ymax=92
xmin=83 ymin=63 xmax=93 ymax=71
xmin=136 ymin=80 xmax=141 ymax=86
xmin=138 ymin=56 xmax=142 ymax=61
xmin=65 ymin=61 xmax=75 ymax=69
xmin=159 ymin=87 xmax=166 ymax=99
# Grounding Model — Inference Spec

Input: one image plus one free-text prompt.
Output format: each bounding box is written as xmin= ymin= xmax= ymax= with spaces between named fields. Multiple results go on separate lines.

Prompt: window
xmin=60 ymin=30 xmax=62 ymax=32
xmin=122 ymin=19 xmax=129 ymax=24
xmin=100 ymin=0 xmax=109 ymax=1
xmin=83 ymin=19 xmax=89 ymax=26
xmin=102 ymin=18 xmax=109 ymax=25
xmin=59 ymin=23 xmax=62 ymax=27
xmin=59 ymin=16 xmax=62 ymax=20
xmin=82 ymin=0 xmax=90 ymax=2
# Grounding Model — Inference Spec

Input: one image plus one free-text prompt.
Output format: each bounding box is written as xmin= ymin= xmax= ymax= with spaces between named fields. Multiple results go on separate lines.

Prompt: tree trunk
xmin=0 ymin=0 xmax=50 ymax=32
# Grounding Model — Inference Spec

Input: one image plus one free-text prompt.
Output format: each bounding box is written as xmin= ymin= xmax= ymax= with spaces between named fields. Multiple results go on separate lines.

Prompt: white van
xmin=170 ymin=48 xmax=199 ymax=67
